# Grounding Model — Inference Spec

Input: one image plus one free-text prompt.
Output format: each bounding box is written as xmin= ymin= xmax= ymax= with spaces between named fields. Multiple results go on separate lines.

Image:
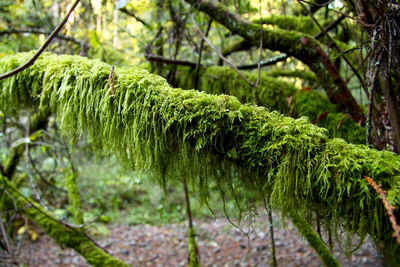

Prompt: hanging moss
xmin=65 ymin=167 xmax=84 ymax=225
xmin=1 ymin=53 xmax=400 ymax=264
xmin=0 ymin=177 xmax=128 ymax=267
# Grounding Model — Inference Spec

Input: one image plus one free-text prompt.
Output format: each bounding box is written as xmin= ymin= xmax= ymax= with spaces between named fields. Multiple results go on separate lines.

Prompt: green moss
xmin=253 ymin=15 xmax=321 ymax=35
xmin=187 ymin=227 xmax=201 ymax=267
xmin=293 ymin=90 xmax=365 ymax=144
xmin=175 ymin=66 xmax=297 ymax=114
xmin=0 ymin=177 xmax=128 ymax=267
xmin=290 ymin=212 xmax=339 ymax=267
xmin=88 ymin=45 xmax=128 ymax=66
xmin=65 ymin=167 xmax=84 ymax=225
xmin=175 ymin=65 xmax=364 ymax=144
xmin=1 ymin=52 xmax=400 ymax=263
xmin=269 ymin=69 xmax=319 ymax=85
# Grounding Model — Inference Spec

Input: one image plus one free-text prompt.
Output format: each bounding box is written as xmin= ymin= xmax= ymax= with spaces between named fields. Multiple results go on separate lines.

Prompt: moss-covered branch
xmin=253 ymin=15 xmax=321 ymax=35
xmin=184 ymin=0 xmax=364 ymax=123
xmin=290 ymin=212 xmax=339 ymax=267
xmin=65 ymin=167 xmax=84 ymax=224
xmin=0 ymin=177 xmax=128 ymax=267
xmin=1 ymin=53 xmax=399 ymax=264
xmin=174 ymin=66 xmax=365 ymax=144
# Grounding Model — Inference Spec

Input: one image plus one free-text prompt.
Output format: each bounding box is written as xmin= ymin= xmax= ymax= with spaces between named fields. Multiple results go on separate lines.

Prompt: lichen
xmin=1 ymin=52 xmax=400 ymax=263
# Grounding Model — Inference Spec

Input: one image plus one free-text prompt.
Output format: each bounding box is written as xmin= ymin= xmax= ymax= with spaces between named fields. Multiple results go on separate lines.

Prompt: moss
xmin=0 ymin=177 xmax=129 ymax=267
xmin=269 ymin=69 xmax=319 ymax=85
xmin=1 ymin=52 xmax=400 ymax=263
xmin=88 ymin=45 xmax=128 ymax=66
xmin=187 ymin=226 xmax=201 ymax=267
xmin=290 ymin=212 xmax=339 ymax=267
xmin=175 ymin=65 xmax=364 ymax=144
xmin=253 ymin=15 xmax=321 ymax=35
xmin=65 ymin=167 xmax=84 ymax=225
xmin=175 ymin=66 xmax=297 ymax=114
xmin=292 ymin=90 xmax=365 ymax=144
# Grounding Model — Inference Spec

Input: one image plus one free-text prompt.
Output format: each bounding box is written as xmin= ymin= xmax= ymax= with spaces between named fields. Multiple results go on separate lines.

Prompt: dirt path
xmin=15 ymin=215 xmax=383 ymax=266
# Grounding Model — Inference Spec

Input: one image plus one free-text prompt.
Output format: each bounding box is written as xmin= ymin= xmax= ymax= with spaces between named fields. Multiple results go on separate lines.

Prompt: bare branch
xmin=118 ymin=7 xmax=152 ymax=30
xmin=189 ymin=14 xmax=255 ymax=88
xmin=0 ymin=0 xmax=81 ymax=80
xmin=0 ymin=29 xmax=85 ymax=46
xmin=238 ymin=54 xmax=288 ymax=70
xmin=145 ymin=54 xmax=198 ymax=67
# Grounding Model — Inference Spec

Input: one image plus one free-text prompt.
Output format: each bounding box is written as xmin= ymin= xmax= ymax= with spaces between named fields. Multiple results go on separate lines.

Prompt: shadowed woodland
xmin=1 ymin=0 xmax=400 ymax=266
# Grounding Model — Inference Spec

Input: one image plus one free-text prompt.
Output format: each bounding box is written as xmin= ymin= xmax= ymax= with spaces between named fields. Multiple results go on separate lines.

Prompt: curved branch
xmin=0 ymin=29 xmax=85 ymax=46
xmin=145 ymin=53 xmax=198 ymax=67
xmin=237 ymin=54 xmax=288 ymax=70
xmin=0 ymin=0 xmax=81 ymax=81
xmin=118 ymin=7 xmax=152 ymax=30
xmin=184 ymin=0 xmax=364 ymax=123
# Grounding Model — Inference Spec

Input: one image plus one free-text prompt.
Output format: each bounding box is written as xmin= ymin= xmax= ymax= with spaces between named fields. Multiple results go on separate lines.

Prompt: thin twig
xmin=0 ymin=0 xmax=81 ymax=80
xmin=0 ymin=29 xmax=85 ymax=46
xmin=255 ymin=0 xmax=263 ymax=88
xmin=189 ymin=14 xmax=255 ymax=87
xmin=182 ymin=175 xmax=193 ymax=229
xmin=298 ymin=0 xmax=367 ymax=96
xmin=364 ymin=175 xmax=400 ymax=245
xmin=0 ymin=216 xmax=15 ymax=263
xmin=299 ymin=0 xmax=366 ymax=24
xmin=24 ymin=113 xmax=43 ymax=208
xmin=118 ymin=7 xmax=152 ymax=29
xmin=108 ymin=66 xmax=115 ymax=97
xmin=367 ymin=53 xmax=382 ymax=147
xmin=238 ymin=54 xmax=288 ymax=69
xmin=145 ymin=54 xmax=198 ymax=67
xmin=193 ymin=18 xmax=213 ymax=89
xmin=314 ymin=14 xmax=346 ymax=39
xmin=262 ymin=197 xmax=277 ymax=267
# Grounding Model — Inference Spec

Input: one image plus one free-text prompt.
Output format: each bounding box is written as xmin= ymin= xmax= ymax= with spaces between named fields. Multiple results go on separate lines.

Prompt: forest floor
xmin=14 ymin=213 xmax=383 ymax=267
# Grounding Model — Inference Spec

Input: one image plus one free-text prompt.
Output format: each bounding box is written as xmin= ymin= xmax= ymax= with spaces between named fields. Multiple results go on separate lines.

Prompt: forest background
xmin=1 ymin=0 xmax=400 ymax=266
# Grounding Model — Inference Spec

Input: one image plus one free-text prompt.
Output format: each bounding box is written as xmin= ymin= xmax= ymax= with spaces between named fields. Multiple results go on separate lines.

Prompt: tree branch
xmin=238 ymin=54 xmax=288 ymax=70
xmin=118 ymin=7 xmax=152 ymax=30
xmin=184 ymin=0 xmax=365 ymax=123
xmin=189 ymin=13 xmax=255 ymax=87
xmin=0 ymin=0 xmax=81 ymax=81
xmin=0 ymin=29 xmax=85 ymax=46
xmin=145 ymin=53 xmax=198 ymax=67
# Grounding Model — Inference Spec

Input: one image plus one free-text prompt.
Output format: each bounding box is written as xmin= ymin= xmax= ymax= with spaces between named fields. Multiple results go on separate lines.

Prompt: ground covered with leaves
xmin=16 ymin=213 xmax=382 ymax=267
